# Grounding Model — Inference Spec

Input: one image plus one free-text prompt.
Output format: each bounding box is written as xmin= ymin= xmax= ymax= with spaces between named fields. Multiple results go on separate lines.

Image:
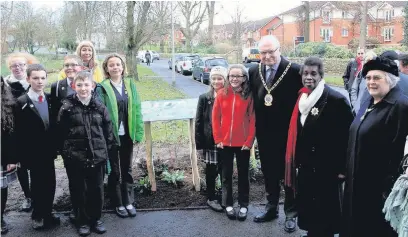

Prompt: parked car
xmin=168 ymin=53 xmax=189 ymax=70
xmin=137 ymin=50 xmax=159 ymax=63
xmin=57 ymin=48 xmax=68 ymax=55
xmin=192 ymin=57 xmax=229 ymax=84
xmin=171 ymin=54 xmax=200 ymax=75
xmin=242 ymin=48 xmax=260 ymax=63
xmin=151 ymin=51 xmax=160 ymax=60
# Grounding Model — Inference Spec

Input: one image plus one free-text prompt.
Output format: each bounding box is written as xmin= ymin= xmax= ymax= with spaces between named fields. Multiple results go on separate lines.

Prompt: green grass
xmin=324 ymin=75 xmax=343 ymax=87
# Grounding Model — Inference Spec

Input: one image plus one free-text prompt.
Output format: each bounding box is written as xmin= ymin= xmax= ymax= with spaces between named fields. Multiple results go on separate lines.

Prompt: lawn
xmin=324 ymin=75 xmax=343 ymax=87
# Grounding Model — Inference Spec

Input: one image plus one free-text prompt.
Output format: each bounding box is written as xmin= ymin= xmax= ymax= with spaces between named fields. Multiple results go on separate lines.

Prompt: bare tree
xmin=359 ymin=1 xmax=368 ymax=49
xmin=304 ymin=1 xmax=310 ymax=42
xmin=177 ymin=1 xmax=208 ymax=52
xmin=1 ymin=1 xmax=15 ymax=52
xmin=206 ymin=1 xmax=215 ymax=45
xmin=230 ymin=3 xmax=245 ymax=63
xmin=150 ymin=2 xmax=172 ymax=52
xmin=99 ymin=1 xmax=126 ymax=50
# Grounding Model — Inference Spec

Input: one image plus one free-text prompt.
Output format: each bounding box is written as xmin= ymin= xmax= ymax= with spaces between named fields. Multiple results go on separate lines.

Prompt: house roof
xmin=242 ymin=16 xmax=279 ymax=32
xmin=280 ymin=1 xmax=378 ymax=16
xmin=378 ymin=1 xmax=407 ymax=9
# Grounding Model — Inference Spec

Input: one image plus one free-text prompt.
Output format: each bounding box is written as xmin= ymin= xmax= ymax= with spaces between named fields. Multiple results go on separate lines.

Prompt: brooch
xmin=311 ymin=107 xmax=319 ymax=116
xmin=61 ymin=87 xmax=65 ymax=90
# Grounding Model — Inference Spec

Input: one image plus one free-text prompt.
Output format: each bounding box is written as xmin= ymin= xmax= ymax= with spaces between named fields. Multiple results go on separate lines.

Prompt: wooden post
xmin=188 ymin=118 xmax=200 ymax=191
xmin=144 ymin=122 xmax=156 ymax=192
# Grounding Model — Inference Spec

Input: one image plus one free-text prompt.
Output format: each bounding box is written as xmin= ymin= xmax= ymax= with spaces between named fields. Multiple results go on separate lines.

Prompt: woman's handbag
xmin=0 ymin=165 xmax=18 ymax=189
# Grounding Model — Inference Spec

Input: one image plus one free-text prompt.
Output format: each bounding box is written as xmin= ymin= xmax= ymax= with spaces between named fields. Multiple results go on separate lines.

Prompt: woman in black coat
xmin=195 ymin=66 xmax=227 ymax=212
xmin=1 ymin=76 xmax=18 ymax=234
xmin=341 ymin=57 xmax=408 ymax=237
xmin=285 ymin=57 xmax=353 ymax=237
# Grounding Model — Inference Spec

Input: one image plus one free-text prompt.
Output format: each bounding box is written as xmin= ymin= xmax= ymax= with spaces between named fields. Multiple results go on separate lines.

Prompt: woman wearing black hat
xmin=341 ymin=57 xmax=408 ymax=237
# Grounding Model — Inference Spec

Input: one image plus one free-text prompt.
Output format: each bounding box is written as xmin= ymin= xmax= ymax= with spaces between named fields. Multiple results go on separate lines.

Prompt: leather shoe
xmin=253 ymin=210 xmax=278 ymax=223
xmin=237 ymin=207 xmax=247 ymax=221
xmin=225 ymin=207 xmax=236 ymax=220
xmin=207 ymin=200 xmax=223 ymax=212
xmin=126 ymin=205 xmax=137 ymax=217
xmin=115 ymin=206 xmax=129 ymax=218
xmin=1 ymin=219 xmax=9 ymax=234
xmin=284 ymin=217 xmax=297 ymax=233
xmin=32 ymin=218 xmax=44 ymax=230
xmin=91 ymin=220 xmax=106 ymax=234
xmin=78 ymin=225 xmax=91 ymax=236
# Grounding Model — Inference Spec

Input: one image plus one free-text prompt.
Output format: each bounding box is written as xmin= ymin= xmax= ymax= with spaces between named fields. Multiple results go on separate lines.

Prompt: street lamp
xmin=171 ymin=1 xmax=176 ymax=86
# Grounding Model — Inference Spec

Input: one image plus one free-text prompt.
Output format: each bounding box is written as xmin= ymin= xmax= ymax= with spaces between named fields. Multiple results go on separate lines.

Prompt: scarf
xmin=284 ymin=80 xmax=325 ymax=193
xmin=5 ymin=74 xmax=29 ymax=90
xmin=355 ymin=57 xmax=363 ymax=77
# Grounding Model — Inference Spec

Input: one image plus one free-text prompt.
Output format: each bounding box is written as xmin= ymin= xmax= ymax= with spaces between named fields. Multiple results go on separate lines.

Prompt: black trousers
xmin=64 ymin=160 xmax=79 ymax=216
xmin=73 ymin=163 xmax=105 ymax=225
xmin=221 ymin=147 xmax=250 ymax=208
xmin=1 ymin=187 xmax=7 ymax=218
xmin=205 ymin=162 xmax=222 ymax=201
xmin=17 ymin=165 xmax=31 ymax=198
xmin=109 ymin=135 xmax=134 ymax=207
xmin=30 ymin=161 xmax=56 ymax=220
xmin=258 ymin=142 xmax=296 ymax=217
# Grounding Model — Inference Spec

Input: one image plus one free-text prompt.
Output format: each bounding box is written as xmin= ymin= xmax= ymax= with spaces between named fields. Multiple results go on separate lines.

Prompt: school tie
xmin=38 ymin=95 xmax=43 ymax=103
xmin=267 ymin=67 xmax=275 ymax=87
xmin=70 ymin=80 xmax=75 ymax=89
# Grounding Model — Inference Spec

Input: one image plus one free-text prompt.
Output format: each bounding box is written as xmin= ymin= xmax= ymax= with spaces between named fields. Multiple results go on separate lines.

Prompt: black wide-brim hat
xmin=362 ymin=56 xmax=399 ymax=77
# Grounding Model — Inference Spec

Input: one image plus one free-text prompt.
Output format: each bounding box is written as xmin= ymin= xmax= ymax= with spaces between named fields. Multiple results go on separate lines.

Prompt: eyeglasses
xmin=64 ymin=63 xmax=80 ymax=68
xmin=10 ymin=63 xmax=26 ymax=69
xmin=357 ymin=53 xmax=364 ymax=55
xmin=260 ymin=47 xmax=280 ymax=56
xmin=228 ymin=75 xmax=245 ymax=79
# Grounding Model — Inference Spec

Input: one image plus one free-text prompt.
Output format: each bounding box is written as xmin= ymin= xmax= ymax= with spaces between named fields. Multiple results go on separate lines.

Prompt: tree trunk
xmin=359 ymin=1 xmax=367 ymax=49
xmin=304 ymin=1 xmax=310 ymax=42
xmin=126 ymin=1 xmax=138 ymax=80
xmin=160 ymin=39 xmax=165 ymax=52
xmin=207 ymin=1 xmax=215 ymax=45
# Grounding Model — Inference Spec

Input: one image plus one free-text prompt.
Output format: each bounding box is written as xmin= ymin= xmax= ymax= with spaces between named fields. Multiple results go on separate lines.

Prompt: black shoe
xmin=32 ymin=218 xmax=44 ymax=230
xmin=253 ymin=209 xmax=278 ymax=223
xmin=207 ymin=200 xmax=223 ymax=212
xmin=126 ymin=205 xmax=137 ymax=217
xmin=225 ymin=207 xmax=236 ymax=220
xmin=284 ymin=217 xmax=297 ymax=233
xmin=21 ymin=198 xmax=32 ymax=212
xmin=1 ymin=219 xmax=9 ymax=234
xmin=115 ymin=207 xmax=129 ymax=218
xmin=237 ymin=207 xmax=248 ymax=221
xmin=44 ymin=213 xmax=60 ymax=227
xmin=78 ymin=225 xmax=91 ymax=236
xmin=91 ymin=220 xmax=106 ymax=234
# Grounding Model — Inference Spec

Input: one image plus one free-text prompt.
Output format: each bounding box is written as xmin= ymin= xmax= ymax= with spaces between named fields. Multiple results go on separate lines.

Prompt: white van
xmin=242 ymin=48 xmax=260 ymax=63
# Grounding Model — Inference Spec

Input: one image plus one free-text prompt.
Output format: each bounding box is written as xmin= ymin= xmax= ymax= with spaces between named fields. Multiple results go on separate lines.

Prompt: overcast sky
xmin=33 ymin=0 xmax=303 ymax=25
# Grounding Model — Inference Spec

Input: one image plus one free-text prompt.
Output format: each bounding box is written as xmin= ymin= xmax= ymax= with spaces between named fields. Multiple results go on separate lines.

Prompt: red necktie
xmin=70 ymin=81 xmax=75 ymax=89
xmin=38 ymin=95 xmax=43 ymax=103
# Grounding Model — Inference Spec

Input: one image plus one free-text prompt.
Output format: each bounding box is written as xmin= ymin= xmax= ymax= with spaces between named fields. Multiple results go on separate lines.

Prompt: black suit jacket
xmin=50 ymin=78 xmax=70 ymax=122
xmin=249 ymin=56 xmax=303 ymax=165
xmin=195 ymin=92 xmax=215 ymax=150
xmin=15 ymin=93 xmax=57 ymax=167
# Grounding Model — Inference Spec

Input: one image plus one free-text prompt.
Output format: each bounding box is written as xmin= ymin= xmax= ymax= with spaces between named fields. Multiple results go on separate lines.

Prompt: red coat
xmin=212 ymin=87 xmax=256 ymax=148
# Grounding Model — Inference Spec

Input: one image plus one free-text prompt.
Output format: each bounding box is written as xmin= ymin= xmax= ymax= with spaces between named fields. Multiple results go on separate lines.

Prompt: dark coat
xmin=6 ymin=80 xmax=28 ymax=99
xmin=195 ymin=92 xmax=215 ymax=150
xmin=249 ymin=57 xmax=303 ymax=175
xmin=14 ymin=94 xmax=57 ymax=168
xmin=342 ymin=59 xmax=359 ymax=92
xmin=57 ymin=94 xmax=117 ymax=167
xmin=50 ymin=78 xmax=71 ymax=122
xmin=296 ymin=85 xmax=353 ymax=233
xmin=341 ymin=87 xmax=408 ymax=237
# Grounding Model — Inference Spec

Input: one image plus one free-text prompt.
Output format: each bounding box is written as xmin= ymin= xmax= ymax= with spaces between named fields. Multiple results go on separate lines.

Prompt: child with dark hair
xmin=14 ymin=64 xmax=60 ymax=230
xmin=57 ymin=71 xmax=118 ymax=236
xmin=1 ymin=76 xmax=18 ymax=234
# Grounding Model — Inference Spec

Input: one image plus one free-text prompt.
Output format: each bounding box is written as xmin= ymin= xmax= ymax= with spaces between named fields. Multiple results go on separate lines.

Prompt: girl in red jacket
xmin=212 ymin=64 xmax=256 ymax=221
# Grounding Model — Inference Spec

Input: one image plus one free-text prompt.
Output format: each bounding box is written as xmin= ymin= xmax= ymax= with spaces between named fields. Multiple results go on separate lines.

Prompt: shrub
xmin=348 ymin=37 xmax=381 ymax=50
xmin=372 ymin=45 xmax=408 ymax=56
xmin=161 ymin=170 xmax=185 ymax=187
xmin=292 ymin=42 xmax=353 ymax=59
xmin=138 ymin=176 xmax=152 ymax=195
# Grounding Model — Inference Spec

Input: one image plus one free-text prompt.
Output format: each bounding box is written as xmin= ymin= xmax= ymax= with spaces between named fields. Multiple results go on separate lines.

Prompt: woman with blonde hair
xmin=3 ymin=52 xmax=38 ymax=213
xmin=57 ymin=40 xmax=103 ymax=83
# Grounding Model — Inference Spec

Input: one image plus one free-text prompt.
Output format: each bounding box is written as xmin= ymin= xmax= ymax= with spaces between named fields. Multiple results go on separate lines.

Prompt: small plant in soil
xmin=161 ymin=169 xmax=185 ymax=188
xmin=137 ymin=176 xmax=152 ymax=195
xmin=249 ymin=155 xmax=261 ymax=181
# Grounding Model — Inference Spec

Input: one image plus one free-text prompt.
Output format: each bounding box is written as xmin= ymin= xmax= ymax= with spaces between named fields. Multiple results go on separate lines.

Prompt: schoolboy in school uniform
xmin=50 ymin=55 xmax=84 ymax=223
xmin=14 ymin=64 xmax=60 ymax=230
xmin=57 ymin=71 xmax=118 ymax=236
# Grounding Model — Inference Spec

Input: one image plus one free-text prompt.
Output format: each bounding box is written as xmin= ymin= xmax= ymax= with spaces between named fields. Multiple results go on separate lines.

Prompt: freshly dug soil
xmin=5 ymin=142 xmax=272 ymax=213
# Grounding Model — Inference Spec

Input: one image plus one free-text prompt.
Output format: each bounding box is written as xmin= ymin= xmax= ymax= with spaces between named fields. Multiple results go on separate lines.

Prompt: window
xmin=366 ymin=26 xmax=369 ymax=37
xmin=342 ymin=11 xmax=347 ymax=18
xmin=248 ymin=32 xmax=253 ymax=38
xmin=385 ymin=10 xmax=393 ymax=22
xmin=322 ymin=10 xmax=331 ymax=23
xmin=383 ymin=27 xmax=394 ymax=41
xmin=320 ymin=28 xmax=333 ymax=42
xmin=342 ymin=28 xmax=348 ymax=37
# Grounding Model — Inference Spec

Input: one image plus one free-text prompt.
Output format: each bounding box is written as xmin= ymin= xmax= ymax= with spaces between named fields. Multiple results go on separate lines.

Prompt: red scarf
xmin=355 ymin=57 xmax=363 ymax=77
xmin=284 ymin=87 xmax=311 ymax=193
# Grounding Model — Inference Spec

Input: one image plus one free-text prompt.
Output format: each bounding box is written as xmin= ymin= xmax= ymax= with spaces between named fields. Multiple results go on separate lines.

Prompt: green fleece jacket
xmin=98 ymin=78 xmax=144 ymax=145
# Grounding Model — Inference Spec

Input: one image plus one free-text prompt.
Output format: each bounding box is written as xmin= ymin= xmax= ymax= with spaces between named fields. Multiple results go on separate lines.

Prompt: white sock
xmin=226 ymin=206 xmax=233 ymax=212
xmin=240 ymin=207 xmax=247 ymax=213
xmin=118 ymin=206 xmax=125 ymax=211
xmin=126 ymin=204 xmax=134 ymax=209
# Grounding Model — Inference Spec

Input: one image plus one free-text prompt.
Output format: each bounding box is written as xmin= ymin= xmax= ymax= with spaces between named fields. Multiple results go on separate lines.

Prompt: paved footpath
xmin=5 ymin=204 xmax=309 ymax=237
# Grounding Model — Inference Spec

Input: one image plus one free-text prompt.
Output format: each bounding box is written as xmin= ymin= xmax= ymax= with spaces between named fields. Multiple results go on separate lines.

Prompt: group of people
xmin=195 ymin=35 xmax=408 ymax=237
xmin=1 ymin=41 xmax=144 ymax=236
